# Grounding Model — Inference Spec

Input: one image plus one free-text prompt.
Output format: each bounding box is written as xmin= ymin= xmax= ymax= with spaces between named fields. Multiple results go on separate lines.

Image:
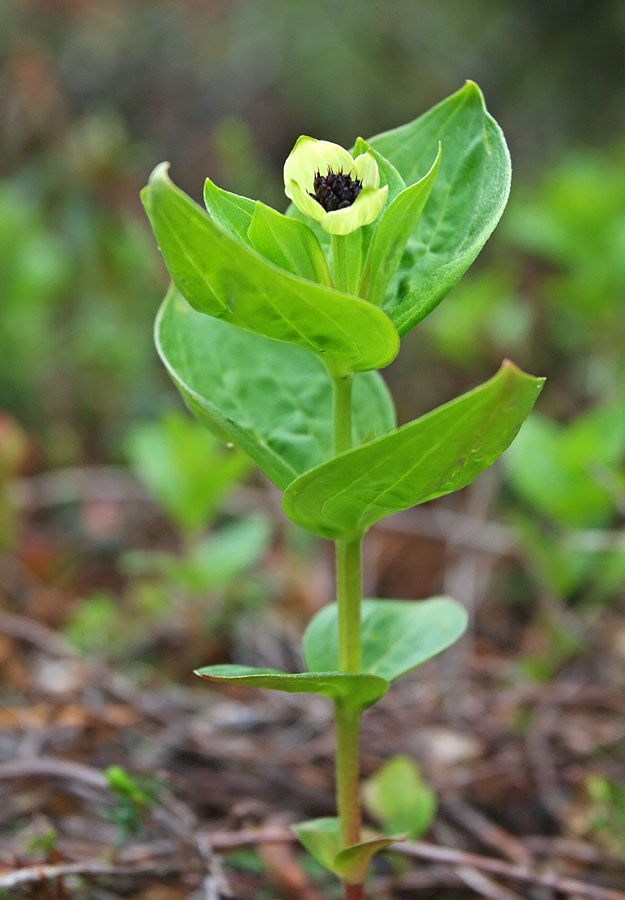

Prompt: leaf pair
xmin=157 ymin=293 xmax=544 ymax=517
xmin=155 ymin=288 xmax=396 ymax=490
xmin=296 ymin=757 xmax=436 ymax=882
xmin=195 ymin=596 xmax=468 ymax=712
xmin=294 ymin=817 xmax=397 ymax=883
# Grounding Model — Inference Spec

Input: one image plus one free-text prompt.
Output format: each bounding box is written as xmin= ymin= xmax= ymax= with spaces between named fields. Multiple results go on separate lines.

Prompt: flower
xmin=284 ymin=136 xmax=388 ymax=236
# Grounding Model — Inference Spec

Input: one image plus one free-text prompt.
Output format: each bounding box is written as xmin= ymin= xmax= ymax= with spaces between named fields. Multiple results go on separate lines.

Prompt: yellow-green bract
xmin=284 ymin=136 xmax=389 ymax=235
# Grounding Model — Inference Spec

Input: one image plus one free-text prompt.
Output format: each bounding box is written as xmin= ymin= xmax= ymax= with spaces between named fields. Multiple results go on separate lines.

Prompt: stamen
xmin=310 ymin=168 xmax=363 ymax=212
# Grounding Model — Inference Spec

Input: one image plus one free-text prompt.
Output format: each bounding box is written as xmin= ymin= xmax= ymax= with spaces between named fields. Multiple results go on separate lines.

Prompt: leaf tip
xmin=462 ymin=79 xmax=485 ymax=106
xmin=142 ymin=162 xmax=173 ymax=214
xmin=499 ymin=357 xmax=527 ymax=374
xmin=352 ymin=135 xmax=371 ymax=155
xmin=497 ymin=361 xmax=546 ymax=408
xmin=148 ymin=160 xmax=172 ymax=186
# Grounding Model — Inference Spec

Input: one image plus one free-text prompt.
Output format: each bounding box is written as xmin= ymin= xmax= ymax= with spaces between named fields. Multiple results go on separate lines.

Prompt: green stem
xmin=334 ymin=699 xmax=362 ymax=847
xmin=331 ymin=232 xmax=362 ymax=295
xmin=334 ymin=375 xmax=353 ymax=453
xmin=332 ymin=373 xmax=361 ymax=676
xmin=336 ymin=539 xmax=362 ymax=673
xmin=331 ymin=373 xmax=365 ymax=898
xmin=333 ymin=373 xmax=353 ymax=456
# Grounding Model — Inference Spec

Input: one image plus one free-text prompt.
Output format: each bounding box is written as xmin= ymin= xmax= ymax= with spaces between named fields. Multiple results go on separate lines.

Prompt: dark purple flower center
xmin=310 ymin=169 xmax=363 ymax=212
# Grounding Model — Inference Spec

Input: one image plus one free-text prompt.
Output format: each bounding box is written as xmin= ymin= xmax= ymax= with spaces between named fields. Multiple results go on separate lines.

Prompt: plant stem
xmin=336 ymin=539 xmax=362 ymax=673
xmin=331 ymin=233 xmax=362 ymax=295
xmin=334 ymin=699 xmax=361 ymax=846
xmin=331 ymin=372 xmax=365 ymax=898
xmin=332 ymin=373 xmax=361 ymax=675
xmin=332 ymin=373 xmax=353 ymax=455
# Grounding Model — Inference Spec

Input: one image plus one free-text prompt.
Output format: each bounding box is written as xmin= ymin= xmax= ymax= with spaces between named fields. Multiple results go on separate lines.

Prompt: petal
xmin=320 ymin=185 xmax=389 ymax=235
xmin=352 ymin=150 xmax=380 ymax=188
xmin=284 ymin=136 xmax=355 ymax=193
xmin=286 ymin=179 xmax=326 ymax=224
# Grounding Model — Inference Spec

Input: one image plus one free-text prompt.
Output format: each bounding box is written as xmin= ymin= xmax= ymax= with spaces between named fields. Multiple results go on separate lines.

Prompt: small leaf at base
xmin=294 ymin=817 xmax=399 ymax=883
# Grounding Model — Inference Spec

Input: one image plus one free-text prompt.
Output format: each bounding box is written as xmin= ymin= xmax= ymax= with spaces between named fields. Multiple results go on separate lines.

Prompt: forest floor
xmin=1 ymin=467 xmax=625 ymax=899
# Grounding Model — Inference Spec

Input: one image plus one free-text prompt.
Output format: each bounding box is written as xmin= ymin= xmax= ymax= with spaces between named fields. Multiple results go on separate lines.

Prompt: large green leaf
xmin=155 ymin=288 xmax=396 ymax=490
xmin=367 ymin=81 xmax=511 ymax=335
xmin=142 ymin=164 xmax=398 ymax=374
xmin=359 ymin=143 xmax=441 ymax=307
xmin=303 ymin=598 xmax=467 ymax=681
xmin=294 ymin=817 xmax=396 ymax=883
xmin=195 ymin=665 xmax=388 ymax=711
xmin=283 ymin=361 xmax=544 ymax=540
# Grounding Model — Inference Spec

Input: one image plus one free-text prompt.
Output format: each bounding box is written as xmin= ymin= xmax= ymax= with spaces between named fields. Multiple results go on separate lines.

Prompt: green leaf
xmin=248 ymin=202 xmax=333 ymax=285
xmin=124 ymin=514 xmax=271 ymax=591
xmin=510 ymin=513 xmax=591 ymax=597
xmin=363 ymin=756 xmax=436 ymax=839
xmin=195 ymin=665 xmax=388 ymax=710
xmin=283 ymin=361 xmax=544 ymax=540
xmin=142 ymin=164 xmax=399 ymax=374
xmin=360 ymin=143 xmax=441 ymax=306
xmin=184 ymin=514 xmax=271 ymax=587
xmin=303 ymin=598 xmax=467 ymax=680
xmin=334 ymin=836 xmax=398 ymax=884
xmin=155 ymin=287 xmax=396 ymax=489
xmin=367 ymin=81 xmax=511 ymax=335
xmin=125 ymin=410 xmax=250 ymax=535
xmin=294 ymin=817 xmax=396 ymax=883
xmin=294 ymin=818 xmax=341 ymax=876
xmin=504 ymin=402 xmax=625 ymax=528
xmin=340 ymin=140 xmax=407 ymax=275
xmin=203 ymin=177 xmax=256 ymax=244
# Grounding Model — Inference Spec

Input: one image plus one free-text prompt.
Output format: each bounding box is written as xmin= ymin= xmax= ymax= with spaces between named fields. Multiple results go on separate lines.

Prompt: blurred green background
xmin=1 ymin=0 xmax=625 ymax=635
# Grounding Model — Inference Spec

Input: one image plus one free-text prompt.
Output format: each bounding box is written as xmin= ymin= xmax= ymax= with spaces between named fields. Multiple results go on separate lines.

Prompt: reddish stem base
xmin=344 ymin=884 xmax=364 ymax=900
